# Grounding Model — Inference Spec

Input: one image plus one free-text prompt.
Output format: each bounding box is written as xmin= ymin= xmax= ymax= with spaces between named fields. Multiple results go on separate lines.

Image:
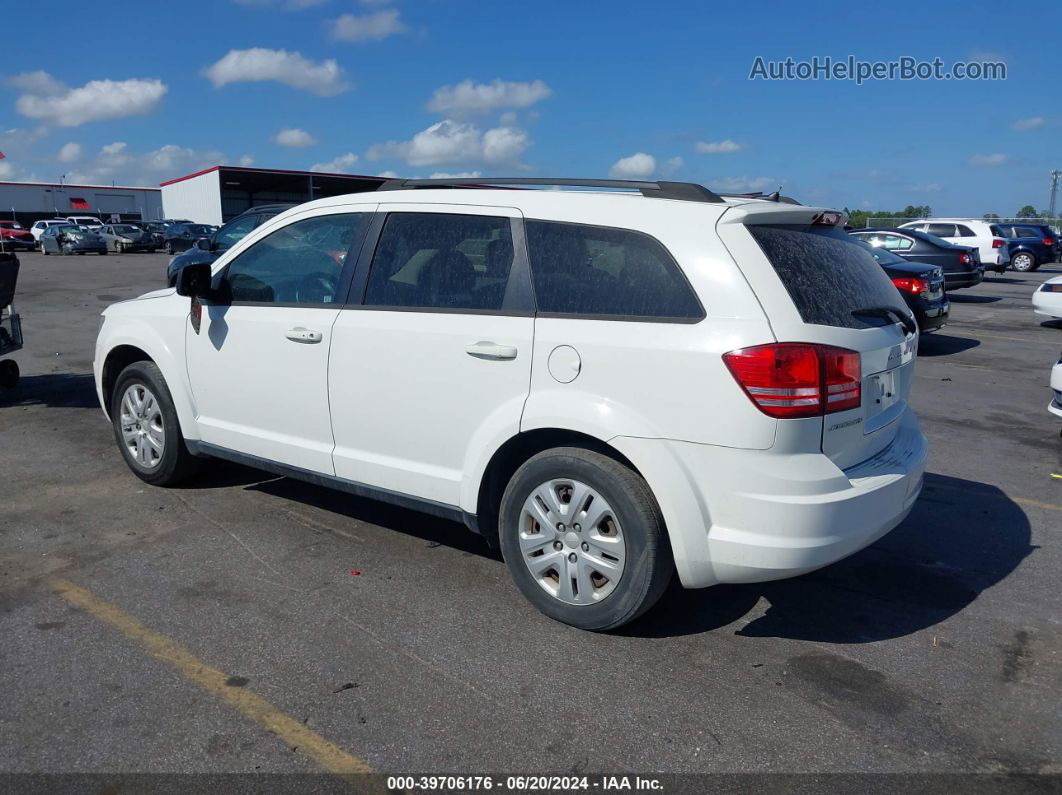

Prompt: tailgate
xmin=717 ymin=206 xmax=918 ymax=468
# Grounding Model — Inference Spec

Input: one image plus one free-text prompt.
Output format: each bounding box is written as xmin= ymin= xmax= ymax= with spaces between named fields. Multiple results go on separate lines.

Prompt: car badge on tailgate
xmin=887 ymin=345 xmax=902 ymax=369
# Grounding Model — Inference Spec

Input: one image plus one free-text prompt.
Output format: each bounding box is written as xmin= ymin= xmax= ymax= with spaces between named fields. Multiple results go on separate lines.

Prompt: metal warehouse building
xmin=0 ymin=180 xmax=162 ymax=225
xmin=161 ymin=166 xmax=386 ymax=226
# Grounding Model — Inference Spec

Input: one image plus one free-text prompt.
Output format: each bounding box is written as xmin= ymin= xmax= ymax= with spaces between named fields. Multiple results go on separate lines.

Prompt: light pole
xmin=1049 ymin=169 xmax=1060 ymax=218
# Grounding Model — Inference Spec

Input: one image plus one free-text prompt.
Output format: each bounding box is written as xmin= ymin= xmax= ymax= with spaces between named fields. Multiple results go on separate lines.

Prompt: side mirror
xmin=175 ymin=262 xmax=213 ymax=298
xmin=196 ymin=237 xmax=213 ymax=252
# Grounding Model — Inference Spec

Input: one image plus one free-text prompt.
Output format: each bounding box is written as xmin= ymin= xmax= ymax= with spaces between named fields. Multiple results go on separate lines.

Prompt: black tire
xmin=98 ymin=250 xmax=107 ymax=256
xmin=0 ymin=359 xmax=18 ymax=388
xmin=1011 ymin=251 xmax=1036 ymax=272
xmin=110 ymin=361 xmax=201 ymax=486
xmin=76 ymin=251 xmax=85 ymax=256
xmin=498 ymin=447 xmax=672 ymax=631
xmin=116 ymin=242 xmax=124 ymax=254
xmin=41 ymin=245 xmax=49 ymax=255
xmin=165 ymin=241 xmax=174 ymax=255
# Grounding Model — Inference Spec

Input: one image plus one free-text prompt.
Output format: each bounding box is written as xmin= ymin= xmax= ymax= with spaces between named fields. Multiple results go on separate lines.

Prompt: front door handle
xmin=286 ymin=327 xmax=323 ymax=344
xmin=465 ymin=341 xmax=518 ymax=361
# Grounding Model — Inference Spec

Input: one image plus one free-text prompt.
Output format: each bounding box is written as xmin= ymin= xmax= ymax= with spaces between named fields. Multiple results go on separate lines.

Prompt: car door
xmin=328 ymin=204 xmax=534 ymax=508
xmin=185 ymin=208 xmax=374 ymax=474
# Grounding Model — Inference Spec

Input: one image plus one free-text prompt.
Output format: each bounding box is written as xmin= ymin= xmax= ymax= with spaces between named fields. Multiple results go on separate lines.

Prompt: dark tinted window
xmin=525 ymin=220 xmax=702 ymax=320
xmin=221 ymin=213 xmax=368 ymax=304
xmin=364 ymin=213 xmax=514 ymax=311
xmin=955 ymin=224 xmax=976 ymax=237
xmin=750 ymin=224 xmax=907 ymax=329
xmin=926 ymin=223 xmax=957 ymax=237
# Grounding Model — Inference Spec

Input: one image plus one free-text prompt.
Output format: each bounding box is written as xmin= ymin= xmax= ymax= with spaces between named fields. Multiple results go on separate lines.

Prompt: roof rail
xmin=378 ymin=177 xmax=725 ymax=204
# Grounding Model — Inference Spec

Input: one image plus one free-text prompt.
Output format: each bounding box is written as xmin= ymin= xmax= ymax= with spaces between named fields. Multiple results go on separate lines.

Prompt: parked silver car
xmin=98 ymin=224 xmax=158 ymax=253
xmin=40 ymin=224 xmax=108 ymax=256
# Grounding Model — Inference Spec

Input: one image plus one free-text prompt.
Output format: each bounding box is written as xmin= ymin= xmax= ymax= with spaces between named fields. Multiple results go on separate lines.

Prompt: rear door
xmin=720 ymin=209 xmax=917 ymax=469
xmin=327 ymin=204 xmax=534 ymax=508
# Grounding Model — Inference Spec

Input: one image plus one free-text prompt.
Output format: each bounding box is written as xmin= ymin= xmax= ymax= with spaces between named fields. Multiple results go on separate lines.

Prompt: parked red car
xmin=0 ymin=221 xmax=35 ymax=251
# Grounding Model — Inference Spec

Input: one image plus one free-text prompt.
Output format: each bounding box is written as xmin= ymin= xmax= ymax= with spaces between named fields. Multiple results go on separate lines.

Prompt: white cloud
xmin=376 ymin=170 xmax=400 ymax=178
xmin=427 ymin=79 xmax=552 ymax=116
xmin=1011 ymin=117 xmax=1044 ymax=131
xmin=329 ymin=9 xmax=405 ymax=42
xmin=11 ymin=71 xmax=167 ymax=127
xmin=203 ymin=48 xmax=350 ymax=96
xmin=968 ymin=153 xmax=1008 ymax=167
xmin=661 ymin=156 xmax=683 ymax=176
xmin=367 ymin=119 xmax=529 ymax=167
xmin=0 ymin=161 xmax=14 ymax=178
xmin=711 ymin=176 xmax=774 ymax=192
xmin=429 ymin=171 xmax=482 ymax=179
xmin=311 ymin=152 xmax=359 ymax=173
xmin=68 ymin=142 xmax=224 ymax=185
xmin=238 ymin=154 xmax=255 ymax=167
xmin=609 ymin=152 xmax=655 ymax=179
xmin=273 ymin=128 xmax=317 ymax=147
xmin=57 ymin=142 xmax=82 ymax=163
xmin=695 ymin=139 xmax=742 ymax=154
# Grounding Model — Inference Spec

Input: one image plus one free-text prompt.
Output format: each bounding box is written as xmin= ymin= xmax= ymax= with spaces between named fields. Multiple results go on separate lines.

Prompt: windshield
xmin=0 ymin=222 xmax=22 ymax=229
xmin=186 ymin=225 xmax=214 ymax=235
xmin=113 ymin=225 xmax=141 ymax=234
xmin=914 ymin=231 xmax=955 ymax=247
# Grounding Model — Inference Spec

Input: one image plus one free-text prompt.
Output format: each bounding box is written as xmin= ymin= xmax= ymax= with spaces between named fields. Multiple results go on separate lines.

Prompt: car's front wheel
xmin=1011 ymin=252 xmax=1036 ymax=272
xmin=110 ymin=361 xmax=201 ymax=486
xmin=499 ymin=447 xmax=672 ymax=631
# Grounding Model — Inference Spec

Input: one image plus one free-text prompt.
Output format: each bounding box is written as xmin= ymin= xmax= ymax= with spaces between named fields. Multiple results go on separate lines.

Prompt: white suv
xmin=898 ymin=219 xmax=1009 ymax=270
xmin=94 ymin=178 xmax=927 ymax=630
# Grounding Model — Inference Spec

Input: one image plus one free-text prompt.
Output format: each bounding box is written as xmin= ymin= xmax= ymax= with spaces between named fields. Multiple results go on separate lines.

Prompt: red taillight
xmin=959 ymin=252 xmax=971 ymax=264
xmin=1044 ymin=237 xmax=1056 ymax=246
xmin=992 ymin=238 xmax=1004 ymax=248
xmin=722 ymin=343 xmax=861 ymax=419
xmin=892 ymin=276 xmax=929 ymax=294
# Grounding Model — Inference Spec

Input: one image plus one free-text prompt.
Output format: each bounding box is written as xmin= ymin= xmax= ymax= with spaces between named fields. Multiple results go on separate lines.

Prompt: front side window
xmin=220 ymin=213 xmax=369 ymax=304
xmin=214 ymin=214 xmax=260 ymax=250
xmin=525 ymin=220 xmax=702 ymax=320
xmin=364 ymin=213 xmax=514 ymax=311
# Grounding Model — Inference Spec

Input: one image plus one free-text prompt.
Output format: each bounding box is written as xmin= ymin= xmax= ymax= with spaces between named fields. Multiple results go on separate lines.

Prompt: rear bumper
xmin=612 ymin=409 xmax=927 ymax=588
xmin=944 ymin=270 xmax=983 ymax=289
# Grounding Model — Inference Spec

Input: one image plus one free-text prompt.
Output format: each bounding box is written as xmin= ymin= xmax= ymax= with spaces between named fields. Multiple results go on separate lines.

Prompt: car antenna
xmin=767 ymin=187 xmax=782 ymax=202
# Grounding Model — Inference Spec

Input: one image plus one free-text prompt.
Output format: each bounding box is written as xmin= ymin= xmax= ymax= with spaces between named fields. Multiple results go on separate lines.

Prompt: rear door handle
xmin=286 ymin=327 xmax=323 ymax=344
xmin=465 ymin=341 xmax=518 ymax=361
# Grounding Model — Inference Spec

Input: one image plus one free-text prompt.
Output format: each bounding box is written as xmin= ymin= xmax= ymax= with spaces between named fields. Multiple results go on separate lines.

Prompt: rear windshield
xmin=747 ymin=223 xmax=907 ymax=329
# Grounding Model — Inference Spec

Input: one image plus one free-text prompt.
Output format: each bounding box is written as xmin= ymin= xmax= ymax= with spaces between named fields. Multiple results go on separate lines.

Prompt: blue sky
xmin=0 ymin=0 xmax=1057 ymax=216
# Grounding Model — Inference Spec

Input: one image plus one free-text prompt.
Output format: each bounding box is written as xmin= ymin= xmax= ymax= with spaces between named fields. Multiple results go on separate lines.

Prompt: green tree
xmin=983 ymin=213 xmax=1000 ymax=221
xmin=1016 ymin=205 xmax=1038 ymax=218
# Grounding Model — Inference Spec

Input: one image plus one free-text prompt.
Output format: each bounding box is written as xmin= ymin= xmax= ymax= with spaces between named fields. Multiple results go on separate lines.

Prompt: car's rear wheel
xmin=111 ymin=361 xmax=201 ymax=486
xmin=1011 ymin=252 xmax=1036 ymax=272
xmin=165 ymin=241 xmax=174 ymax=255
xmin=499 ymin=447 xmax=672 ymax=631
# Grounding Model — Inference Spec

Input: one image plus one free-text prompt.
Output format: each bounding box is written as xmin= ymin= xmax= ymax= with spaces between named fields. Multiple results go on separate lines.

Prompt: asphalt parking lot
xmin=1 ymin=250 xmax=1060 ymax=777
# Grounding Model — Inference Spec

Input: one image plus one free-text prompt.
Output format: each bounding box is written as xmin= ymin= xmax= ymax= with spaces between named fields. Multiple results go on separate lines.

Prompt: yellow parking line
xmin=1013 ymin=496 xmax=1062 ymax=513
xmin=50 ymin=578 xmax=372 ymax=775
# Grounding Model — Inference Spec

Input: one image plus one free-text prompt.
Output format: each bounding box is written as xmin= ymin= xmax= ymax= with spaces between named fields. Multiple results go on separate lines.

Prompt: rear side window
xmin=525 ymin=220 xmax=703 ymax=320
xmin=748 ymin=224 xmax=907 ymax=329
xmin=955 ymin=224 xmax=976 ymax=237
xmin=364 ymin=213 xmax=514 ymax=311
xmin=926 ymin=223 xmax=957 ymax=237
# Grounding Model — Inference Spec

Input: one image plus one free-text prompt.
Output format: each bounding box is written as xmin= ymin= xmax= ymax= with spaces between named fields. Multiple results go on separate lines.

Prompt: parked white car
xmin=29 ymin=219 xmax=69 ymax=244
xmin=1032 ymin=275 xmax=1062 ymax=320
xmin=94 ymin=179 xmax=927 ymax=630
xmin=1050 ymin=358 xmax=1062 ymax=419
xmin=898 ymin=219 xmax=1009 ymax=270
xmin=66 ymin=215 xmax=103 ymax=229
